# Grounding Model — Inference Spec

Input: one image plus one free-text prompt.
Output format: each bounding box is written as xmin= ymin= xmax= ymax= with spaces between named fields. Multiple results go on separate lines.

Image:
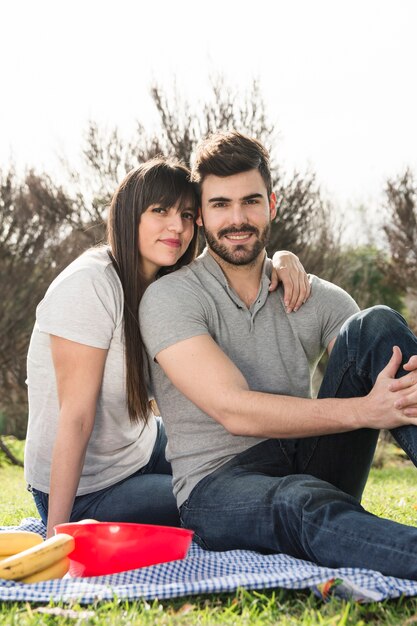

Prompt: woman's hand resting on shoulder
xmin=269 ymin=250 xmax=311 ymax=313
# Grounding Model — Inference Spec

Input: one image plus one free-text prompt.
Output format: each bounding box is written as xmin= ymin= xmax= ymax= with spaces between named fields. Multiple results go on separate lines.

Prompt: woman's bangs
xmin=145 ymin=167 xmax=198 ymax=213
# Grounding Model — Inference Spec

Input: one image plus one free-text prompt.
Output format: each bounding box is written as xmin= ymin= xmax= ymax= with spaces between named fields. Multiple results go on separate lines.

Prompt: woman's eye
xmin=182 ymin=212 xmax=195 ymax=221
xmin=151 ymin=207 xmax=166 ymax=214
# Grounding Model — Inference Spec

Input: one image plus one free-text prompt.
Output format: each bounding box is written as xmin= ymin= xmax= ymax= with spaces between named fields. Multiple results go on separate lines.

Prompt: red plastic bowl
xmin=54 ymin=522 xmax=194 ymax=577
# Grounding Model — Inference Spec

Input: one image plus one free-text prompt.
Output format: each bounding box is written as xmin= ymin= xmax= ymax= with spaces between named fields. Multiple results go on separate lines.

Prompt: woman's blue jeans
xmin=180 ymin=306 xmax=417 ymax=580
xmin=30 ymin=418 xmax=180 ymax=527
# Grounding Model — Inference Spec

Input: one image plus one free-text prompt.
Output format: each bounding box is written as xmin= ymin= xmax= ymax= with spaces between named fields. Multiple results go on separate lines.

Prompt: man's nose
xmin=230 ymin=202 xmax=248 ymax=224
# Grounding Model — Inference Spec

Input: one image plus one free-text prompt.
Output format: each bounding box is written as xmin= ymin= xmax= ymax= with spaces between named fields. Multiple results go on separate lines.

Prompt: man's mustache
xmin=217 ymin=225 xmax=259 ymax=239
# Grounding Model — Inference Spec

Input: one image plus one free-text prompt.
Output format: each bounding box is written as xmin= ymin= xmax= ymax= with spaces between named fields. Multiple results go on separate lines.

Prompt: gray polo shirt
xmin=140 ymin=249 xmax=359 ymax=507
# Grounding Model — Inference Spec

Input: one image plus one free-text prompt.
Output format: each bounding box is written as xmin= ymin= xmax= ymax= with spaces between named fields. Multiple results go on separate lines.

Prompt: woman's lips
xmin=159 ymin=238 xmax=181 ymax=248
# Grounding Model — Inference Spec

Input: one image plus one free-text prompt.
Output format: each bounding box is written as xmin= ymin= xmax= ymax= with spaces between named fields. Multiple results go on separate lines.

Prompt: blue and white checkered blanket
xmin=1 ymin=518 xmax=416 ymax=603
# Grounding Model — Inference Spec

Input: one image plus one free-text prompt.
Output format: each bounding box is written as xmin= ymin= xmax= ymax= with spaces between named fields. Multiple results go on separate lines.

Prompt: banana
xmin=0 ymin=533 xmax=74 ymax=581
xmin=20 ymin=556 xmax=70 ymax=583
xmin=0 ymin=531 xmax=43 ymax=556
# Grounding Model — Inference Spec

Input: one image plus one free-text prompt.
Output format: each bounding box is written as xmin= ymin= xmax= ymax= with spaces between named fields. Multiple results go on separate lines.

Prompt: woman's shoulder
xmin=38 ymin=246 xmax=123 ymax=322
xmin=47 ymin=246 xmax=121 ymax=294
xmin=61 ymin=245 xmax=115 ymax=276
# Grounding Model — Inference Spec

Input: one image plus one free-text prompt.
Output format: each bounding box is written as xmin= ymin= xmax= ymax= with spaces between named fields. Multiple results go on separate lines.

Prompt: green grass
xmin=0 ymin=438 xmax=37 ymax=524
xmin=0 ymin=465 xmax=38 ymax=524
xmin=1 ymin=441 xmax=417 ymax=625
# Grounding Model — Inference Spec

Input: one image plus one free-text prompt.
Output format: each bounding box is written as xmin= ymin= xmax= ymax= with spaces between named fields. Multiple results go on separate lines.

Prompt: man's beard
xmin=203 ymin=222 xmax=271 ymax=266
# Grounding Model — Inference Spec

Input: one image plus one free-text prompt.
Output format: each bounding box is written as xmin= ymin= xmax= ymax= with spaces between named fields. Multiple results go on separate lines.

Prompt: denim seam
xmin=181 ymin=502 xmax=278 ymax=513
xmin=277 ymin=439 xmax=294 ymax=466
xmin=319 ymin=356 xmax=355 ymax=398
xmin=322 ymin=356 xmax=372 ymax=397
xmin=299 ymin=442 xmax=319 ymax=475
xmin=393 ymin=429 xmax=417 ymax=461
xmin=303 ymin=517 xmax=416 ymax=558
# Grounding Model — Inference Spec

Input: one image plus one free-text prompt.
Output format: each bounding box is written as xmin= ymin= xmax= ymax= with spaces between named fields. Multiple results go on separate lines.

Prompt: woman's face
xmin=138 ymin=197 xmax=196 ymax=280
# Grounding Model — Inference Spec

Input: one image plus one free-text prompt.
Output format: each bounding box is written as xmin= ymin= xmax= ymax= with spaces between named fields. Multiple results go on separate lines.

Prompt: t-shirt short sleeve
xmin=36 ymin=267 xmax=119 ymax=349
xmin=140 ymin=272 xmax=210 ymax=360
xmin=311 ymin=276 xmax=360 ymax=348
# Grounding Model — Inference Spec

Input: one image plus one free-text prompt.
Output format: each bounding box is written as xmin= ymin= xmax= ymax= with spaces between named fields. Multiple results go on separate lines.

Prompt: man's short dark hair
xmin=191 ymin=131 xmax=272 ymax=196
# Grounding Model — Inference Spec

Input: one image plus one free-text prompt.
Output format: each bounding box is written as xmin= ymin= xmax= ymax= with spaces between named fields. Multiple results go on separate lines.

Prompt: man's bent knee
xmin=344 ymin=305 xmax=408 ymax=334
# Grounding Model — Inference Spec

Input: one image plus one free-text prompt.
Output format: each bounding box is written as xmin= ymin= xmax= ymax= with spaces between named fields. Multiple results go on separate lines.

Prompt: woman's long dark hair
xmin=107 ymin=157 xmax=199 ymax=425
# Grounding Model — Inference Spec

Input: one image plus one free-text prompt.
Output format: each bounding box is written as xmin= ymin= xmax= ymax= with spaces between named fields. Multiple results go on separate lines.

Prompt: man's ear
xmin=269 ymin=193 xmax=277 ymax=220
xmin=196 ymin=208 xmax=203 ymax=227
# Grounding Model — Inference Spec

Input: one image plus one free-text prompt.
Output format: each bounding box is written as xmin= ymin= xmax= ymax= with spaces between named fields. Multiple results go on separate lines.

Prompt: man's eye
xmin=213 ymin=202 xmax=226 ymax=208
xmin=244 ymin=198 xmax=258 ymax=205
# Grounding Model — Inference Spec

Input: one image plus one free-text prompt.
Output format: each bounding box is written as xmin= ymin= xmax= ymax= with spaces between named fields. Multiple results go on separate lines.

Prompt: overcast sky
xmin=2 ymin=0 xmax=417 ymax=232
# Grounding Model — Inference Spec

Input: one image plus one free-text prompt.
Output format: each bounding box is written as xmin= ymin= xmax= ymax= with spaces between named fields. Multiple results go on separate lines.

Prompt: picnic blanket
xmin=1 ymin=518 xmax=417 ymax=604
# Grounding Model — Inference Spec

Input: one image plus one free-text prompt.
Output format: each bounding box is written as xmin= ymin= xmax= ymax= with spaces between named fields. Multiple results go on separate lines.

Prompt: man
xmin=140 ymin=131 xmax=417 ymax=580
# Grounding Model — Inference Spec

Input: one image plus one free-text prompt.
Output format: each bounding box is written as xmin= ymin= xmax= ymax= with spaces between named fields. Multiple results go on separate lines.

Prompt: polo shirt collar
xmin=198 ymin=247 xmax=272 ymax=310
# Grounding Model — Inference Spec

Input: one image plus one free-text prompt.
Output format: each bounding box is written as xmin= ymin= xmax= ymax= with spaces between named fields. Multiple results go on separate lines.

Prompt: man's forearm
xmin=215 ymin=390 xmax=363 ymax=437
xmin=156 ymin=335 xmax=417 ymax=438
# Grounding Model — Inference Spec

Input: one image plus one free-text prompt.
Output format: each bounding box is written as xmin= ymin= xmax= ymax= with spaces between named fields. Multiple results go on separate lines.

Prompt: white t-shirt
xmin=24 ymin=246 xmax=157 ymax=495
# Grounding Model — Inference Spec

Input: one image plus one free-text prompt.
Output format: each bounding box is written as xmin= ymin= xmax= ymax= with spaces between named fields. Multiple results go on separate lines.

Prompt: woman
xmin=24 ymin=157 xmax=310 ymax=537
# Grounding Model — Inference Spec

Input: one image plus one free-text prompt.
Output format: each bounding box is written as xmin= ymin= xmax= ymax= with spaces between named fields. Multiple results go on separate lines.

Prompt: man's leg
xmin=180 ymin=439 xmax=417 ymax=580
xmin=299 ymin=305 xmax=417 ymax=499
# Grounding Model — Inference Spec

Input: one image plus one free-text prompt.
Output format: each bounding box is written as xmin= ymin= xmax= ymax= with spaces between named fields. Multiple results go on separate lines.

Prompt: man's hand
xmin=269 ymin=251 xmax=311 ymax=313
xmin=363 ymin=346 xmax=417 ymax=425
xmin=386 ymin=349 xmax=417 ymax=414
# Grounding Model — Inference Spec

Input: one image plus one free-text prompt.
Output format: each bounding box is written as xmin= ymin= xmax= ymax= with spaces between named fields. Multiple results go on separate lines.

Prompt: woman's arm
xmin=46 ymin=336 xmax=108 ymax=538
xmin=270 ymin=250 xmax=311 ymax=312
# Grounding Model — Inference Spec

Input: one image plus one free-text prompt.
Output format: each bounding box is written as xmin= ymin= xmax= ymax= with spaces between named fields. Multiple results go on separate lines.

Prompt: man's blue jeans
xmin=180 ymin=306 xmax=417 ymax=580
xmin=30 ymin=418 xmax=180 ymax=527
